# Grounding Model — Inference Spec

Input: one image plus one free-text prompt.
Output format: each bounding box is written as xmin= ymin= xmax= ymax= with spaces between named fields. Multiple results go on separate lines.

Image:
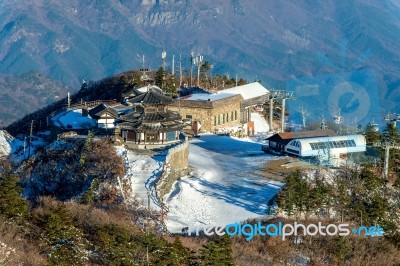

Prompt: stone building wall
xmin=168 ymin=94 xmax=243 ymax=132
xmin=156 ymin=141 xmax=189 ymax=198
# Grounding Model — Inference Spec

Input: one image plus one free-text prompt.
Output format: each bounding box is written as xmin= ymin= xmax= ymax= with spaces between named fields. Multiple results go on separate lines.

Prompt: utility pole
xmin=67 ymin=92 xmax=71 ymax=109
xmin=172 ymin=54 xmax=175 ymax=76
xmin=23 ymin=136 xmax=26 ymax=160
xmin=161 ymin=50 xmax=167 ymax=92
xmin=381 ymin=141 xmax=400 ymax=181
xmin=28 ymin=120 xmax=34 ymax=159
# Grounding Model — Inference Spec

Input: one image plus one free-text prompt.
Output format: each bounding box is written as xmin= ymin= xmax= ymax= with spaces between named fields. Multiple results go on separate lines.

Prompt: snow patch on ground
xmin=164 ymin=135 xmax=283 ymax=233
xmin=115 ymin=146 xmax=167 ymax=211
xmin=52 ymin=109 xmax=93 ymax=129
xmin=251 ymin=112 xmax=270 ymax=133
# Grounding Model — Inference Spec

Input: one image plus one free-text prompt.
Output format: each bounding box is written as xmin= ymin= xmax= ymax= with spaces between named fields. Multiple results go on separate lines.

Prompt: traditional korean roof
xmin=121 ymin=87 xmax=142 ymax=98
xmin=88 ymin=103 xmax=119 ymax=119
xmin=126 ymin=89 xmax=173 ymax=105
xmin=117 ymin=109 xmax=182 ymax=132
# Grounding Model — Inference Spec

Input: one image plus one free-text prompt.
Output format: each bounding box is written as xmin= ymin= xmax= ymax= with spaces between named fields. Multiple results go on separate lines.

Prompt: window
xmin=231 ymin=111 xmax=234 ymax=121
xmin=309 ymin=139 xmax=358 ymax=150
xmin=226 ymin=112 xmax=229 ymax=122
xmin=223 ymin=113 xmax=225 ymax=124
xmin=310 ymin=143 xmax=317 ymax=150
xmin=235 ymin=110 xmax=237 ymax=120
xmin=214 ymin=116 xmax=217 ymax=126
xmin=146 ymin=133 xmax=157 ymax=142
xmin=218 ymin=115 xmax=220 ymax=125
xmin=287 ymin=148 xmax=299 ymax=154
xmin=185 ymin=115 xmax=193 ymax=126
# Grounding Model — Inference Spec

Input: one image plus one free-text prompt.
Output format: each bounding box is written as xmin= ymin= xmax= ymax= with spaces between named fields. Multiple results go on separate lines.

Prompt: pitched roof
xmin=127 ymin=90 xmax=173 ymax=105
xmin=266 ymin=129 xmax=337 ymax=144
xmin=88 ymin=103 xmax=119 ymax=119
xmin=170 ymin=94 xmax=243 ymax=109
xmin=217 ymin=82 xmax=269 ymax=100
xmin=121 ymin=87 xmax=142 ymax=98
xmin=277 ymin=129 xmax=337 ymax=140
xmin=183 ymin=92 xmax=238 ymax=101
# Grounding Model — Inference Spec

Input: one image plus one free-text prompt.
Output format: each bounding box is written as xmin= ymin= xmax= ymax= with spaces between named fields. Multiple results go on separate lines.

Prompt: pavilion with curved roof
xmin=116 ymin=87 xmax=183 ymax=148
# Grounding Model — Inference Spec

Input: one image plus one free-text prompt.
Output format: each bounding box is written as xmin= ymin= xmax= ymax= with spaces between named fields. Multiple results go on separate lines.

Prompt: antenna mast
xmin=320 ymin=116 xmax=327 ymax=130
xmin=300 ymin=106 xmax=309 ymax=130
xmin=190 ymin=51 xmax=194 ymax=87
xmin=179 ymin=54 xmax=183 ymax=87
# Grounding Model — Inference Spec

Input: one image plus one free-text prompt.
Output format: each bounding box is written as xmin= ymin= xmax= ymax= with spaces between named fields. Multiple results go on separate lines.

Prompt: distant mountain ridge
xmin=0 ymin=71 xmax=68 ymax=127
xmin=1 ymin=0 xmax=400 ymax=125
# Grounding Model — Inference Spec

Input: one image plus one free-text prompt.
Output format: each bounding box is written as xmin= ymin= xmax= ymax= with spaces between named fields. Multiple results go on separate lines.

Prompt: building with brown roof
xmin=168 ymin=93 xmax=244 ymax=132
xmin=265 ymin=129 xmax=337 ymax=153
xmin=168 ymin=82 xmax=270 ymax=134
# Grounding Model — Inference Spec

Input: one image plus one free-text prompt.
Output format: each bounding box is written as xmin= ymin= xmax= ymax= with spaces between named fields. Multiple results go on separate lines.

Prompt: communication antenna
xmin=137 ymin=54 xmax=148 ymax=81
xmin=320 ymin=116 xmax=327 ymax=130
xmin=334 ymin=108 xmax=342 ymax=124
xmin=190 ymin=51 xmax=194 ymax=87
xmin=299 ymin=106 xmax=309 ymax=130
xmin=195 ymin=55 xmax=203 ymax=87
xmin=369 ymin=116 xmax=379 ymax=132
xmin=235 ymin=73 xmax=238 ymax=87
xmin=161 ymin=50 xmax=167 ymax=70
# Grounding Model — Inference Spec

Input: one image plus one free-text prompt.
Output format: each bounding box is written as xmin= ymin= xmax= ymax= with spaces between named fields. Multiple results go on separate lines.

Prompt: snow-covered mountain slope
xmin=164 ymin=135 xmax=283 ymax=233
xmin=0 ymin=130 xmax=13 ymax=157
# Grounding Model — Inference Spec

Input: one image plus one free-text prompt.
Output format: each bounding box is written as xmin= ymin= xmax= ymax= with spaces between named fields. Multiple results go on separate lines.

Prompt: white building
xmin=88 ymin=103 xmax=119 ymax=129
xmin=284 ymin=134 xmax=366 ymax=159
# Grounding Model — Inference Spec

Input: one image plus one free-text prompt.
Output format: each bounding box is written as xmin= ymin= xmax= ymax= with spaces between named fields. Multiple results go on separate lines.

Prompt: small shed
xmin=89 ymin=103 xmax=119 ymax=129
xmin=266 ymin=129 xmax=337 ymax=153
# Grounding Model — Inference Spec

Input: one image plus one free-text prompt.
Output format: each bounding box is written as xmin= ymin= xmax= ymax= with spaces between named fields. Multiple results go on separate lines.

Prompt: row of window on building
xmin=214 ymin=111 xmax=238 ymax=126
xmin=309 ymin=139 xmax=357 ymax=150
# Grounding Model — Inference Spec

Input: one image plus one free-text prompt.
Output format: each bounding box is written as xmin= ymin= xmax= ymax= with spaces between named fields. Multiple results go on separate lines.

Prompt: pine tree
xmin=310 ymin=178 xmax=331 ymax=215
xmin=0 ymin=174 xmax=29 ymax=221
xmin=200 ymin=235 xmax=234 ymax=266
xmin=155 ymin=67 xmax=166 ymax=89
xmin=360 ymin=166 xmax=383 ymax=192
xmin=35 ymin=203 xmax=87 ymax=265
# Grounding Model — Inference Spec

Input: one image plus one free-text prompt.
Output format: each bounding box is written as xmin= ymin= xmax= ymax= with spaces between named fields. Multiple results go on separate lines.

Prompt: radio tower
xmin=299 ymin=106 xmax=309 ymax=130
